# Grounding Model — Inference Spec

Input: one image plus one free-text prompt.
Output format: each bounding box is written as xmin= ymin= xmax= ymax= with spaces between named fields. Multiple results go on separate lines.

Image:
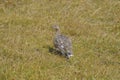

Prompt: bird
xmin=52 ymin=25 xmax=73 ymax=59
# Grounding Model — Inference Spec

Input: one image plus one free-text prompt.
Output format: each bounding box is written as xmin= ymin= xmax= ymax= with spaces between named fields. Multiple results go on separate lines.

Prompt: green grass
xmin=0 ymin=0 xmax=120 ymax=80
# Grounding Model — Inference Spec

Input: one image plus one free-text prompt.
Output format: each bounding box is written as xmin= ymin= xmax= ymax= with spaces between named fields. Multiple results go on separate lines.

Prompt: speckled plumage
xmin=53 ymin=25 xmax=73 ymax=59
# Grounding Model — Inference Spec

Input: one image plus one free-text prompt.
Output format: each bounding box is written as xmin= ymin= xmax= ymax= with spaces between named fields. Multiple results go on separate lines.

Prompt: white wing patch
xmin=61 ymin=45 xmax=64 ymax=48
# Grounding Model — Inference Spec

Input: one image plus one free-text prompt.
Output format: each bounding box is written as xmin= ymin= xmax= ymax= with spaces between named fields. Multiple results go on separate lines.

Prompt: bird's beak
xmin=67 ymin=54 xmax=73 ymax=59
xmin=70 ymin=54 xmax=73 ymax=56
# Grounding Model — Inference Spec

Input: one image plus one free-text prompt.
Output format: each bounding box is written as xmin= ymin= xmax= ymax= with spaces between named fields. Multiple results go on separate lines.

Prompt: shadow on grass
xmin=48 ymin=46 xmax=62 ymax=56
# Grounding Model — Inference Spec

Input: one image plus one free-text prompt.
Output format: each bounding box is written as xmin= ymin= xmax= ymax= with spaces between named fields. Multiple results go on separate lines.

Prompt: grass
xmin=0 ymin=0 xmax=120 ymax=80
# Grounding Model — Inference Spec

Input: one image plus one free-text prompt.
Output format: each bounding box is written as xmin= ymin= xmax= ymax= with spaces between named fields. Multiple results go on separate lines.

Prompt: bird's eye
xmin=68 ymin=53 xmax=71 ymax=55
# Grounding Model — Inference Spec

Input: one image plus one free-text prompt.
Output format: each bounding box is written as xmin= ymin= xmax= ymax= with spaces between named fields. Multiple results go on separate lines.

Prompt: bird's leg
xmin=65 ymin=53 xmax=69 ymax=59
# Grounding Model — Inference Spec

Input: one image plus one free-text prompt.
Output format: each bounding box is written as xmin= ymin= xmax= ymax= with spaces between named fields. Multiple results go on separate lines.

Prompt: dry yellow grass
xmin=0 ymin=0 xmax=120 ymax=80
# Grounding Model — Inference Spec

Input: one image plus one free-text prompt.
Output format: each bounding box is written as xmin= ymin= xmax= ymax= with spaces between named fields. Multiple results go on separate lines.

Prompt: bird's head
xmin=66 ymin=53 xmax=73 ymax=59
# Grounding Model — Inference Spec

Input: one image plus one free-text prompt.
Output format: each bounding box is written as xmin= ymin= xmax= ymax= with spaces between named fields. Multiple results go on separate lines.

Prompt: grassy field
xmin=0 ymin=0 xmax=120 ymax=80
